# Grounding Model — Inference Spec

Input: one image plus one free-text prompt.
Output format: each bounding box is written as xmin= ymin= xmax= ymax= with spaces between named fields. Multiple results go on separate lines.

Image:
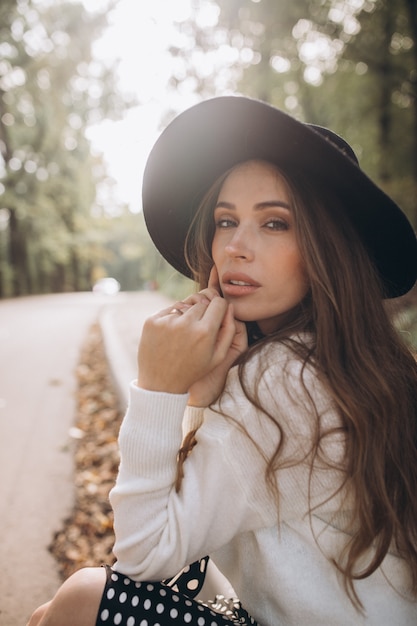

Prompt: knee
xmin=28 ymin=567 xmax=106 ymax=626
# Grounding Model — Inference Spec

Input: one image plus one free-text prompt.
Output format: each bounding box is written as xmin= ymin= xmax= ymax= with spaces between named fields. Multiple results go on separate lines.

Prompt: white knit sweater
xmin=110 ymin=341 xmax=417 ymax=625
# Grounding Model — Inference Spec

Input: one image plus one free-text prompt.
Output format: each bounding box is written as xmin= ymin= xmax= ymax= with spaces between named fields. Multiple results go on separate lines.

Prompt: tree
xmin=0 ymin=0 xmax=128 ymax=296
xmin=342 ymin=0 xmax=417 ymax=224
xmin=169 ymin=0 xmax=417 ymax=226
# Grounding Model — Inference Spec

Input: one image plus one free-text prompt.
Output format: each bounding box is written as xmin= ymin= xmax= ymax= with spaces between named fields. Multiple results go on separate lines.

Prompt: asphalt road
xmin=0 ymin=293 xmax=112 ymax=626
xmin=0 ymin=289 xmax=234 ymax=625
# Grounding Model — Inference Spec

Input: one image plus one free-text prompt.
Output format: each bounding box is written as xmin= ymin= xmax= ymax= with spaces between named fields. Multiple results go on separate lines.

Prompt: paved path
xmin=0 ymin=290 xmax=232 ymax=625
xmin=0 ymin=292 xmax=130 ymax=626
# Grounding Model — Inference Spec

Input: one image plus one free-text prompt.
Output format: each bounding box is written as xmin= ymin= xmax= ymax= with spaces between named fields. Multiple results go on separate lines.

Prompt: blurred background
xmin=2 ymin=5 xmax=417 ymax=623
xmin=0 ymin=0 xmax=416 ymax=338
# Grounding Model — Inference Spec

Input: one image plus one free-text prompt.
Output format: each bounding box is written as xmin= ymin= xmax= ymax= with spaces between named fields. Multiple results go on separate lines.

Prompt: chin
xmin=233 ymin=311 xmax=256 ymax=323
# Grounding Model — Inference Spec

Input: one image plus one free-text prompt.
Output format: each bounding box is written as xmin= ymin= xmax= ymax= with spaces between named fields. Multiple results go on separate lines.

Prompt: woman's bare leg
xmin=27 ymin=567 xmax=106 ymax=626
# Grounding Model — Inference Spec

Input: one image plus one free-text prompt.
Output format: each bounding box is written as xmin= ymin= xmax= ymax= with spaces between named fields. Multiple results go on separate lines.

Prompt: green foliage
xmin=396 ymin=304 xmax=417 ymax=351
xmin=0 ymin=0 xmax=129 ymax=296
xmin=169 ymin=0 xmax=417 ymax=229
xmin=2 ymin=0 xmax=416 ymax=307
xmin=85 ymin=208 xmax=193 ymax=298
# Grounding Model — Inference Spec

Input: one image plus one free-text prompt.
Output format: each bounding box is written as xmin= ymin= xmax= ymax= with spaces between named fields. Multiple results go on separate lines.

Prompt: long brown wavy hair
xmin=179 ymin=160 xmax=417 ymax=608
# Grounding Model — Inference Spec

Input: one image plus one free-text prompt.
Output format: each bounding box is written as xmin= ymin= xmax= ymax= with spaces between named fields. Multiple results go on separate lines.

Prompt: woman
xmin=29 ymin=97 xmax=417 ymax=625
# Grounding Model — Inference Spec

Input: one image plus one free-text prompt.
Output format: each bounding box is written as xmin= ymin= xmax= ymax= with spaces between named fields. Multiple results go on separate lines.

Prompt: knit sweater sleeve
xmin=109 ymin=378 xmax=279 ymax=581
xmin=110 ymin=342 xmax=341 ymax=582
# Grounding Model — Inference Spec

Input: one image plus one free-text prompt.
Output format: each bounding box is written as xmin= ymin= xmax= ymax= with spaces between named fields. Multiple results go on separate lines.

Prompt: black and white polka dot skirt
xmin=96 ymin=558 xmax=259 ymax=626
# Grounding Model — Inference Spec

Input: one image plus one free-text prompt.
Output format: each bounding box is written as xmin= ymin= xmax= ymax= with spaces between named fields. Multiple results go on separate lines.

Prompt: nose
xmin=224 ymin=225 xmax=254 ymax=261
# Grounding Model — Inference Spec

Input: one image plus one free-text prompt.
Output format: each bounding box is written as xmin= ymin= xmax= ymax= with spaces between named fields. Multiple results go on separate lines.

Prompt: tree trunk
xmin=403 ymin=0 xmax=417 ymax=226
xmin=376 ymin=1 xmax=394 ymax=183
xmin=9 ymin=209 xmax=30 ymax=296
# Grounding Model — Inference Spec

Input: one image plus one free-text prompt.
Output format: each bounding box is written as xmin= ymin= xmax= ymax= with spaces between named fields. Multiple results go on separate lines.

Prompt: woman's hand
xmin=180 ymin=265 xmax=223 ymax=310
xmin=137 ymin=267 xmax=247 ymax=400
xmin=187 ymin=309 xmax=247 ymax=407
xmin=137 ymin=268 xmax=236 ymax=394
xmin=185 ymin=267 xmax=248 ymax=405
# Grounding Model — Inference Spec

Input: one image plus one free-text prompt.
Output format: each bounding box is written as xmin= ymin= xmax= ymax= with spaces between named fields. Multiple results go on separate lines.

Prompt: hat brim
xmin=142 ymin=96 xmax=417 ymax=298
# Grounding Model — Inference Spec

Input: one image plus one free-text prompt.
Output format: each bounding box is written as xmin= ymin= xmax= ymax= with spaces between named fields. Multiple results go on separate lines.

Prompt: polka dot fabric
xmin=164 ymin=556 xmax=210 ymax=598
xmin=96 ymin=563 xmax=258 ymax=626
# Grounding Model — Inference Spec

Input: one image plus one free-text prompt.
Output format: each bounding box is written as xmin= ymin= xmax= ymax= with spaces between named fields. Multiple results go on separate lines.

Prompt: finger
xmin=182 ymin=292 xmax=211 ymax=306
xmin=152 ymin=304 xmax=184 ymax=319
xmin=201 ymin=294 xmax=228 ymax=325
xmin=199 ymin=298 xmax=234 ymax=353
xmin=160 ymin=298 xmax=213 ymax=322
xmin=149 ymin=300 xmax=194 ymax=322
xmin=208 ymin=265 xmax=221 ymax=294
xmin=233 ymin=318 xmax=249 ymax=352
xmin=214 ymin=304 xmax=238 ymax=360
xmin=183 ymin=267 xmax=221 ymax=305
xmin=169 ymin=301 xmax=194 ymax=314
xmin=182 ymin=298 xmax=214 ymax=320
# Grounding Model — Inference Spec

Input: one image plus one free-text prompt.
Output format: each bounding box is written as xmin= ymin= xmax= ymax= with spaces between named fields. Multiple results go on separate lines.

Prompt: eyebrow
xmin=215 ymin=200 xmax=291 ymax=211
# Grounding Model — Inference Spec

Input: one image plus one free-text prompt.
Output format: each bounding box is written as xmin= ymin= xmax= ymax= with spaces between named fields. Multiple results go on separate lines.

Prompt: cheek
xmin=274 ymin=241 xmax=303 ymax=272
xmin=281 ymin=246 xmax=309 ymax=290
xmin=294 ymin=256 xmax=310 ymax=294
xmin=211 ymin=234 xmax=222 ymax=265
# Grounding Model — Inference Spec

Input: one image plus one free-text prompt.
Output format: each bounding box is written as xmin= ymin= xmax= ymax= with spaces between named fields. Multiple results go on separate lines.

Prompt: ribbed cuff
xmin=117 ymin=383 xmax=189 ymax=477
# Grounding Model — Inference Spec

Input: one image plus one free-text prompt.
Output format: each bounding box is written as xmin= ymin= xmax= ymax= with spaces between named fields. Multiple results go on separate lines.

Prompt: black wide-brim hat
xmin=142 ymin=96 xmax=417 ymax=298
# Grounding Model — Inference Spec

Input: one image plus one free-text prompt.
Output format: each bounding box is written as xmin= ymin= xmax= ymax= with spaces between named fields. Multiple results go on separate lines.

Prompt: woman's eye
xmin=264 ymin=218 xmax=288 ymax=231
xmin=215 ymin=218 xmax=236 ymax=228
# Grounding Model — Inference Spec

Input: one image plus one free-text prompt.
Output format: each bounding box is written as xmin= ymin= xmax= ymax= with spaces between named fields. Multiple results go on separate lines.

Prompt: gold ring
xmin=170 ymin=308 xmax=183 ymax=315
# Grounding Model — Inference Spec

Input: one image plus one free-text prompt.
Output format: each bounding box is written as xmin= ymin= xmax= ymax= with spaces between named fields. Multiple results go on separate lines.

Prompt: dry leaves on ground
xmin=50 ymin=323 xmax=123 ymax=580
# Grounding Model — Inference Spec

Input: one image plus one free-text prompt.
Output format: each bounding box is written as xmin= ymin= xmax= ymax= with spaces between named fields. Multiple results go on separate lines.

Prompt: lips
xmin=221 ymin=272 xmax=260 ymax=297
